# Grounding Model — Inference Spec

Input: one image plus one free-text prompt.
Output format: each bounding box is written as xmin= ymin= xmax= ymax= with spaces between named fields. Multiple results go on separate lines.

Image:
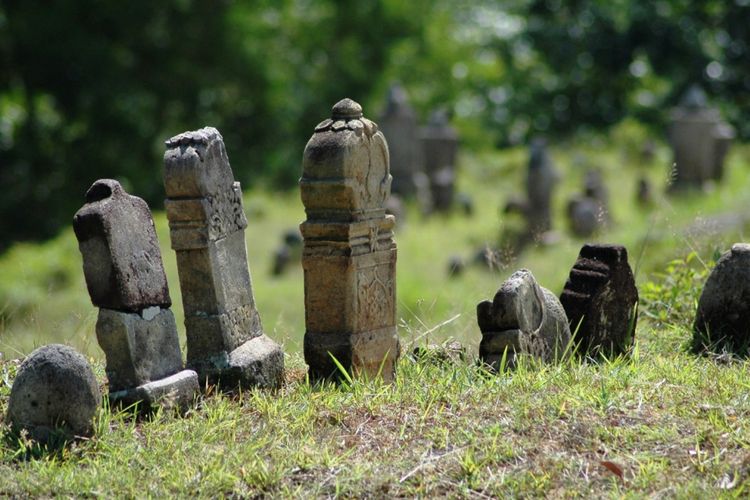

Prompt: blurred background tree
xmin=1 ymin=0 xmax=748 ymax=249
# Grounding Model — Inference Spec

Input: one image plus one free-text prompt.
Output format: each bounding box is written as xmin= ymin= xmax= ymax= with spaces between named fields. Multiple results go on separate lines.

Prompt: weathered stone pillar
xmin=301 ymin=98 xmax=399 ymax=382
xmin=420 ymin=109 xmax=459 ymax=212
xmin=74 ymin=179 xmax=199 ymax=411
xmin=163 ymin=127 xmax=284 ymax=389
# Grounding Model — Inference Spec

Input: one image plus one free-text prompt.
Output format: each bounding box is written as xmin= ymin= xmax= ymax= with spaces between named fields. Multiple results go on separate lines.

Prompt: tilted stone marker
xmin=301 ymin=98 xmax=399 ymax=382
xmin=74 ymin=179 xmax=199 ymax=410
xmin=478 ymin=269 xmax=571 ymax=371
xmin=669 ymin=85 xmax=735 ymax=189
xmin=693 ymin=243 xmax=750 ymax=355
xmin=164 ymin=127 xmax=284 ymax=389
xmin=7 ymin=344 xmax=101 ymax=443
xmin=379 ymin=83 xmax=428 ymax=200
xmin=559 ymin=244 xmax=638 ymax=357
xmin=421 ymin=109 xmax=459 ymax=212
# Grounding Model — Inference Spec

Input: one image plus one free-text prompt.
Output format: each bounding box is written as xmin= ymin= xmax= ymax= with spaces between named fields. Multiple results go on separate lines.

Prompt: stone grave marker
xmin=525 ymin=137 xmax=559 ymax=237
xmin=74 ymin=179 xmax=199 ymax=410
xmin=669 ymin=85 xmax=735 ymax=189
xmin=300 ymin=98 xmax=399 ymax=382
xmin=478 ymin=269 xmax=571 ymax=371
xmin=559 ymin=244 xmax=638 ymax=357
xmin=7 ymin=344 xmax=100 ymax=443
xmin=164 ymin=127 xmax=284 ymax=389
xmin=693 ymin=243 xmax=750 ymax=355
xmin=421 ymin=109 xmax=459 ymax=212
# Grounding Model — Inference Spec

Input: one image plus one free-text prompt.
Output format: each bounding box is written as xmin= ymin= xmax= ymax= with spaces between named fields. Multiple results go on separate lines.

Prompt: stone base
xmin=304 ymin=327 xmax=399 ymax=383
xmin=190 ymin=334 xmax=284 ymax=390
xmin=108 ymin=369 xmax=199 ymax=413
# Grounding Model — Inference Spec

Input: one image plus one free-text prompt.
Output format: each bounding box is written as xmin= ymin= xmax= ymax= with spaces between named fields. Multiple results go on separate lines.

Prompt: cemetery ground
xmin=2 ymin=129 xmax=750 ymax=495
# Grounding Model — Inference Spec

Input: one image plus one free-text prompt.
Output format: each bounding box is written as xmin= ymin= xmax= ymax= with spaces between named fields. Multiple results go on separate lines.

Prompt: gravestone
xmin=478 ymin=269 xmax=571 ymax=371
xmin=164 ymin=127 xmax=284 ymax=389
xmin=300 ymin=98 xmax=399 ymax=382
xmin=669 ymin=86 xmax=735 ymax=189
xmin=636 ymin=177 xmax=653 ymax=206
xmin=566 ymin=169 xmax=609 ymax=237
xmin=7 ymin=344 xmax=100 ymax=443
xmin=693 ymin=243 xmax=750 ymax=355
xmin=379 ymin=83 xmax=428 ymax=200
xmin=525 ymin=138 xmax=559 ymax=237
xmin=421 ymin=109 xmax=459 ymax=211
xmin=74 ymin=179 xmax=199 ymax=410
xmin=559 ymin=244 xmax=638 ymax=357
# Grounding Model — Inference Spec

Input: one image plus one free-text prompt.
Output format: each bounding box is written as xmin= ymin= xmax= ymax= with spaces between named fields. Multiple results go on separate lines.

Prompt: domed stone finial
xmin=331 ymin=98 xmax=363 ymax=120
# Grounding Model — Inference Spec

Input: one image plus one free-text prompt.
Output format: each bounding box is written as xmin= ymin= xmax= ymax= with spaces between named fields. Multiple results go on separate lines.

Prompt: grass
xmin=2 ymin=123 xmax=750 ymax=495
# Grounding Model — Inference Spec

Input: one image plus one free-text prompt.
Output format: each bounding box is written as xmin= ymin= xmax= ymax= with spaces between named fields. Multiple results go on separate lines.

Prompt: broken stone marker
xmin=669 ymin=85 xmax=735 ymax=189
xmin=693 ymin=243 xmax=750 ymax=355
xmin=164 ymin=127 xmax=284 ymax=389
xmin=301 ymin=98 xmax=399 ymax=382
xmin=379 ymin=83 xmax=428 ymax=200
xmin=7 ymin=344 xmax=101 ymax=443
xmin=477 ymin=269 xmax=571 ymax=371
xmin=559 ymin=244 xmax=639 ymax=358
xmin=74 ymin=179 xmax=199 ymax=410
xmin=421 ymin=109 xmax=459 ymax=212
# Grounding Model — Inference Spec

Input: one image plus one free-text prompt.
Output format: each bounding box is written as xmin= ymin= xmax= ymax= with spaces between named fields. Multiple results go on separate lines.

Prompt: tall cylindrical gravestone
xmin=300 ymin=98 xmax=400 ymax=382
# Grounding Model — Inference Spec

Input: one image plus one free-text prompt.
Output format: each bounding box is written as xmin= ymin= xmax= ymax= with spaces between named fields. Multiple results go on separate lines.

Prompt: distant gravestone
xmin=74 ymin=179 xmax=199 ymax=411
xmin=693 ymin=244 xmax=750 ymax=355
xmin=7 ymin=344 xmax=100 ymax=443
xmin=559 ymin=244 xmax=638 ymax=357
xmin=566 ymin=169 xmax=609 ymax=237
xmin=379 ymin=83 xmax=428 ymax=200
xmin=526 ymin=138 xmax=559 ymax=237
xmin=164 ymin=127 xmax=284 ymax=389
xmin=421 ymin=109 xmax=459 ymax=211
xmin=669 ymin=85 xmax=735 ymax=189
xmin=301 ymin=98 xmax=399 ymax=382
xmin=477 ymin=269 xmax=571 ymax=371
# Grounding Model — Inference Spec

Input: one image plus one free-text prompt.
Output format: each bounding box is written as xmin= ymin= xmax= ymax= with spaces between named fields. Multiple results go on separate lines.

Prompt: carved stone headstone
xmin=478 ymin=269 xmax=571 ymax=371
xmin=559 ymin=244 xmax=638 ymax=357
xmin=669 ymin=85 xmax=735 ymax=189
xmin=301 ymin=98 xmax=399 ymax=382
xmin=74 ymin=179 xmax=198 ymax=410
xmin=421 ymin=109 xmax=459 ymax=211
xmin=693 ymin=243 xmax=750 ymax=355
xmin=7 ymin=344 xmax=101 ymax=442
xmin=163 ymin=128 xmax=283 ymax=389
xmin=379 ymin=83 xmax=427 ymax=199
xmin=526 ymin=138 xmax=559 ymax=236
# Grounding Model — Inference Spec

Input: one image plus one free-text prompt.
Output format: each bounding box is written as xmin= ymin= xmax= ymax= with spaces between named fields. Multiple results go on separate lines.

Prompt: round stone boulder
xmin=7 ymin=344 xmax=101 ymax=442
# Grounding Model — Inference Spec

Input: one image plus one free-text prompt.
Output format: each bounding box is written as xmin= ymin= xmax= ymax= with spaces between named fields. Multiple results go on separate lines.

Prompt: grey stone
xmin=301 ymin=98 xmax=399 ymax=382
xmin=477 ymin=269 xmax=571 ymax=371
xmin=192 ymin=334 xmax=284 ymax=389
xmin=421 ymin=109 xmax=459 ymax=211
xmin=109 ymin=369 xmax=199 ymax=412
xmin=566 ymin=196 xmax=601 ymax=237
xmin=525 ymin=138 xmax=559 ymax=236
xmin=7 ymin=344 xmax=101 ymax=442
xmin=95 ymin=308 xmax=184 ymax=392
xmin=164 ymin=126 xmax=284 ymax=389
xmin=693 ymin=243 xmax=750 ymax=355
xmin=559 ymin=244 xmax=638 ymax=357
xmin=73 ymin=179 xmax=171 ymax=311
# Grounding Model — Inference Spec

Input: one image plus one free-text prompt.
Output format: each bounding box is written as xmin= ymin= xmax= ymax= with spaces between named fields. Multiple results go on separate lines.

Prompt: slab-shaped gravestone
xmin=421 ymin=109 xmax=459 ymax=212
xmin=74 ymin=179 xmax=198 ymax=411
xmin=693 ymin=243 xmax=750 ymax=355
xmin=7 ymin=344 xmax=101 ymax=443
xmin=525 ymin=138 xmax=559 ymax=237
xmin=478 ymin=269 xmax=570 ymax=371
xmin=301 ymin=98 xmax=399 ymax=382
xmin=164 ymin=127 xmax=284 ymax=389
xmin=559 ymin=244 xmax=638 ymax=357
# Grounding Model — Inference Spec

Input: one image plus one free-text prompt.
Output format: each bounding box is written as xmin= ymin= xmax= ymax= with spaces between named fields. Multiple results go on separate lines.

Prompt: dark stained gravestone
xmin=74 ymin=179 xmax=199 ymax=411
xmin=421 ymin=109 xmax=459 ymax=212
xmin=301 ymin=98 xmax=399 ymax=382
xmin=478 ymin=269 xmax=571 ymax=371
xmin=164 ymin=127 xmax=284 ymax=390
xmin=560 ymin=244 xmax=638 ymax=358
xmin=525 ymin=137 xmax=559 ymax=237
xmin=694 ymin=243 xmax=750 ymax=355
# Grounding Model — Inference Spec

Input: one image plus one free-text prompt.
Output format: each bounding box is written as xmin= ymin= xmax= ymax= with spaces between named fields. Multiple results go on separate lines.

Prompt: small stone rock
xmin=411 ymin=340 xmax=466 ymax=365
xmin=447 ymin=255 xmax=465 ymax=278
xmin=7 ymin=344 xmax=101 ymax=442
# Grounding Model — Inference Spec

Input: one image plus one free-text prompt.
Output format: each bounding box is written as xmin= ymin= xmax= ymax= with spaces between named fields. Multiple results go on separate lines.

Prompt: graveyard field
xmin=2 ymin=132 xmax=750 ymax=495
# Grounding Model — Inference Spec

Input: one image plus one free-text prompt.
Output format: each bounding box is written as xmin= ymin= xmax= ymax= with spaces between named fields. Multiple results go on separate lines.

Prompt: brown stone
xmin=559 ymin=244 xmax=638 ymax=357
xmin=164 ymin=127 xmax=283 ymax=389
xmin=301 ymin=98 xmax=399 ymax=382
